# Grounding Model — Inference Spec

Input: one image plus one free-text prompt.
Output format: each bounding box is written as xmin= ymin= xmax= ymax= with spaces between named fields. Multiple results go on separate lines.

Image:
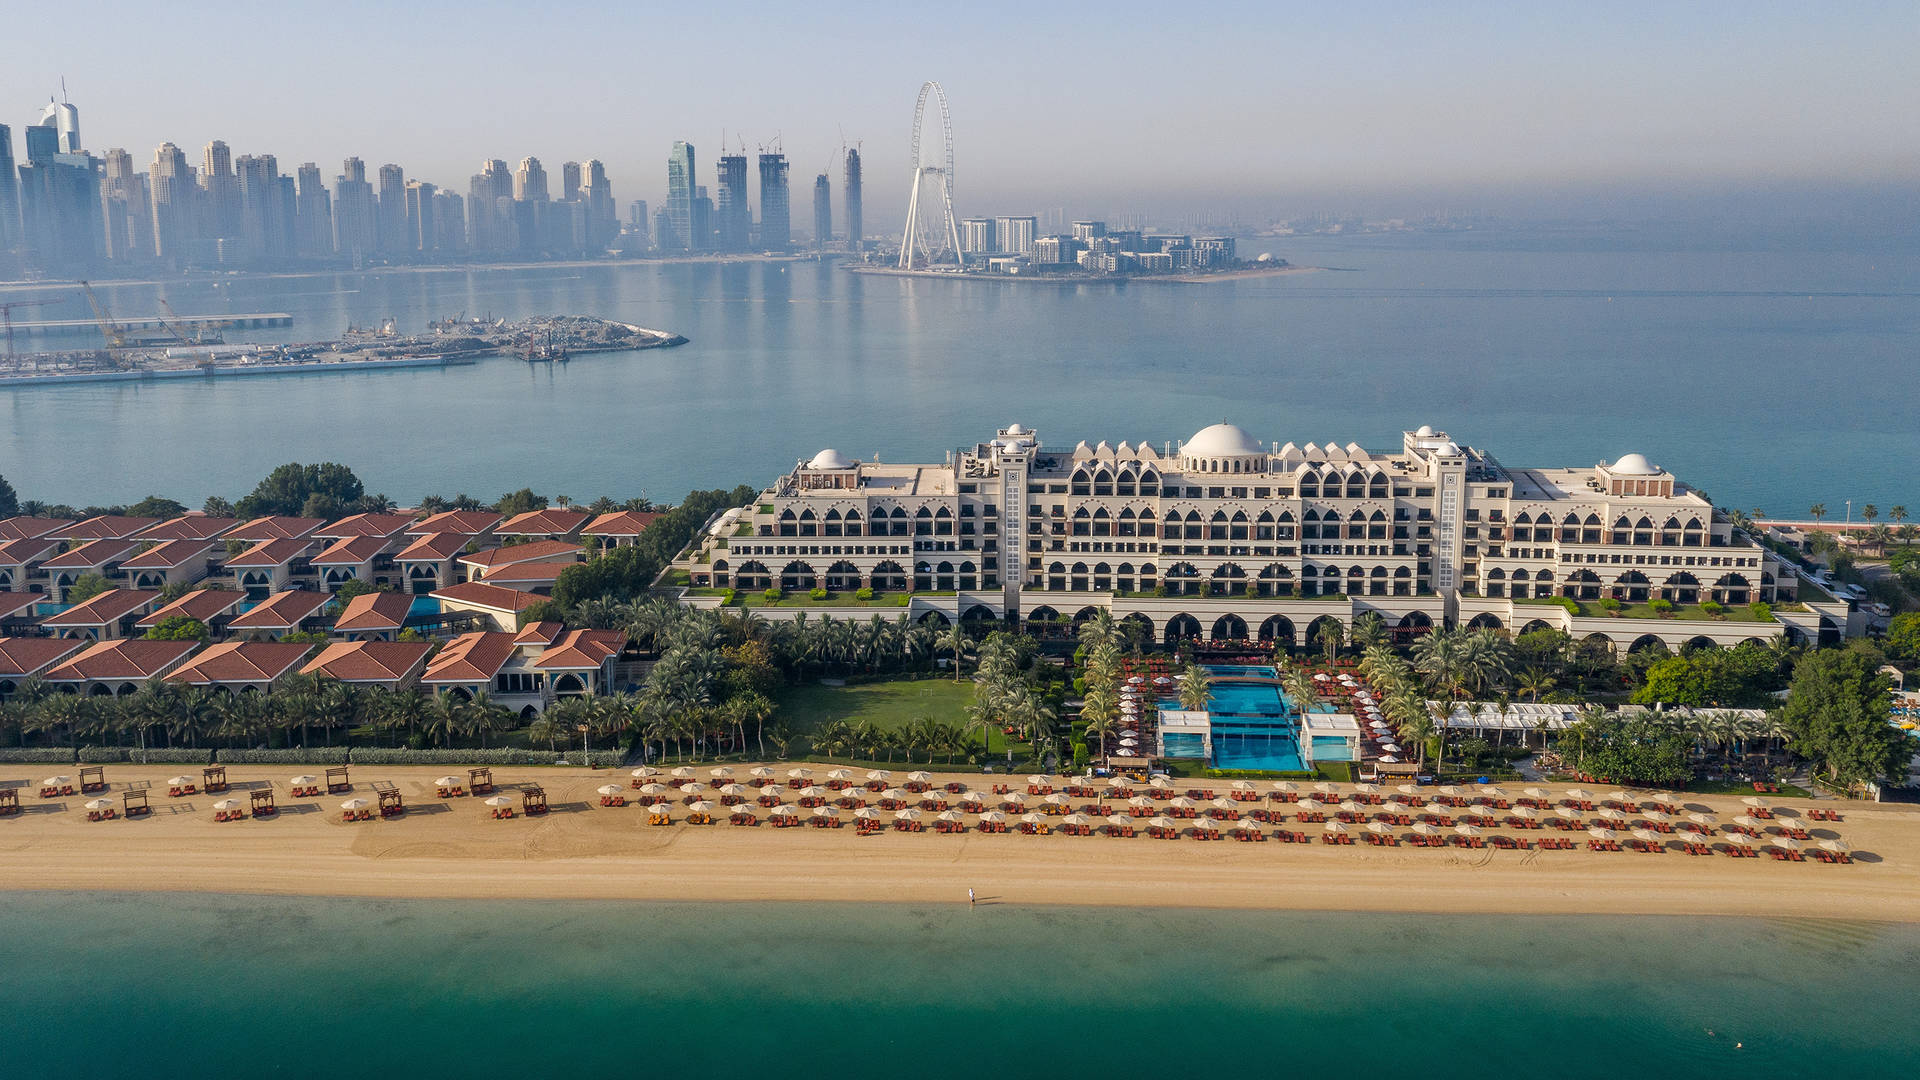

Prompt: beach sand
xmin=3 ymin=764 xmax=1913 ymax=919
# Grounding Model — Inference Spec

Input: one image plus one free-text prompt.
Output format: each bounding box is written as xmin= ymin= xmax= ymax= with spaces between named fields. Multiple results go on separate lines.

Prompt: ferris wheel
xmin=898 ymin=81 xmax=962 ymax=269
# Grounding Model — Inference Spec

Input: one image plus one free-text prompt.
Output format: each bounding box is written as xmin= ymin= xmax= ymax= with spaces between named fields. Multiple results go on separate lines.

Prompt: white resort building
xmin=675 ymin=423 xmax=1857 ymax=651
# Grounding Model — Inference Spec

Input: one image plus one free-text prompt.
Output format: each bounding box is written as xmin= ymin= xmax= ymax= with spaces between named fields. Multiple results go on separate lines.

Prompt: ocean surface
xmin=3 ymin=892 xmax=1918 ymax=1075
xmin=0 ymin=228 xmax=1914 ymax=512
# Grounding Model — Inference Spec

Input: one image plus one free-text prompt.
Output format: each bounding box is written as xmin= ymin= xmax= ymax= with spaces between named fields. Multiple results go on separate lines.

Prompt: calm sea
xmin=1 ymin=229 xmax=1914 ymax=512
xmin=3 ymin=892 xmax=1917 ymax=1075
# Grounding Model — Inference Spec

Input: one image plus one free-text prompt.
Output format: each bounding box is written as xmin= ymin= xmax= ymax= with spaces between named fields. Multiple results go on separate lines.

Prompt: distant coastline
xmin=0 ymin=252 xmax=817 ymax=292
xmin=847 ymin=264 xmax=1322 ymax=285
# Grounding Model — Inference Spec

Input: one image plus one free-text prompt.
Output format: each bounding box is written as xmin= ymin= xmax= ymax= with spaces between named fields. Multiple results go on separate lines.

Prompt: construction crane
xmin=157 ymin=298 xmax=228 ymax=346
xmin=78 ymin=280 xmax=133 ymax=348
xmin=0 ymin=296 xmax=64 ymax=361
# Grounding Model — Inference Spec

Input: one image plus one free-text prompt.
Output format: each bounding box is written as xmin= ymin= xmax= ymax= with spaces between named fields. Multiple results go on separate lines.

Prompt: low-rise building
xmin=167 ymin=641 xmax=314 ymax=693
xmin=225 ymin=589 xmax=331 ymax=640
xmin=300 ymin=639 xmax=433 ymax=689
xmin=0 ymin=537 xmax=62 ymax=593
xmin=0 ymin=636 xmax=89 ymax=698
xmin=134 ymin=588 xmax=247 ymax=637
xmin=42 ymin=539 xmax=141 ymax=600
xmin=331 ymin=590 xmax=414 ymax=641
xmin=432 ymin=581 xmax=545 ymax=632
xmin=227 ymin=538 xmax=321 ymax=599
xmin=43 ymin=638 xmax=197 ymax=696
xmin=40 ymin=589 xmax=161 ymax=640
xmin=120 ymin=539 xmax=219 ymax=590
xmin=498 ymin=508 xmax=590 ymax=542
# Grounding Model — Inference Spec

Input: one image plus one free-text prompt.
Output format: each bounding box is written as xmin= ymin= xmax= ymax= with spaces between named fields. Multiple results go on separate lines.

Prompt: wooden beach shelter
xmin=78 ymin=766 xmax=107 ymax=794
xmin=522 ymin=785 xmax=548 ymax=815
xmin=122 ymin=788 xmax=151 ymax=818
xmin=468 ymin=768 xmax=495 ymax=795
xmin=0 ymin=787 xmax=19 ymax=816
xmin=372 ymin=780 xmax=404 ymax=818
xmin=325 ymin=766 xmax=351 ymax=795
xmin=250 ymin=788 xmax=277 ymax=818
xmin=203 ymin=766 xmax=230 ymax=794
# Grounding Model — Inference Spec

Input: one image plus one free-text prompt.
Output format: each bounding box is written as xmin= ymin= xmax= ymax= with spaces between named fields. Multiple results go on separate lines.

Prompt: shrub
xmin=855 ymin=587 xmax=874 ymax=601
xmin=809 ymin=587 xmax=829 ymax=601
xmin=129 ymin=748 xmax=215 ymax=764
xmin=720 ymin=588 xmax=737 ymax=605
xmin=75 ymin=746 xmax=132 ymax=763
xmin=1648 ymin=598 xmax=1674 ymax=615
xmin=348 ymin=748 xmax=562 ymax=766
xmin=1700 ymin=600 xmax=1725 ymax=617
xmin=1599 ymin=597 xmax=1623 ymax=612
xmin=0 ymin=748 xmax=77 ymax=763
xmin=1749 ymin=602 xmax=1773 ymax=620
xmin=762 ymin=587 xmax=783 ymax=604
xmin=217 ymin=747 xmax=351 ymax=765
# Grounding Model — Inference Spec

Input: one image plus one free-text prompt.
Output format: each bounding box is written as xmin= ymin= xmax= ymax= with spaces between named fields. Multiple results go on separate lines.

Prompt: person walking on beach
xmin=968 ymin=888 xmax=975 ymax=906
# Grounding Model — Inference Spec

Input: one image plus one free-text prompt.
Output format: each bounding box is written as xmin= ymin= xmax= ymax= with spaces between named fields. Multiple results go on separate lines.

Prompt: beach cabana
xmin=78 ymin=766 xmax=107 ymax=794
xmin=250 ymin=788 xmax=276 ymax=818
xmin=485 ymin=795 xmax=515 ymax=818
xmin=522 ymin=785 xmax=549 ymax=815
xmin=203 ymin=766 xmax=229 ymax=794
xmin=0 ymin=787 xmax=18 ymax=816
xmin=469 ymin=768 xmax=495 ymax=795
xmin=373 ymin=781 xmax=404 ymax=818
xmin=325 ymin=767 xmax=350 ymax=795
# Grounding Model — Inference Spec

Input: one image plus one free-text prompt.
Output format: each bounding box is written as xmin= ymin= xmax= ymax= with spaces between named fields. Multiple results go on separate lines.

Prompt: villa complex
xmin=678 ymin=423 xmax=1856 ymax=651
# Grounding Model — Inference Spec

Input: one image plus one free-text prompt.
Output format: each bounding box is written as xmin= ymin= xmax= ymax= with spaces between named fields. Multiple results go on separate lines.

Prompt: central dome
xmin=806 ymin=448 xmax=853 ymax=470
xmin=1183 ymin=423 xmax=1262 ymax=458
xmin=1610 ymin=453 xmax=1657 ymax=475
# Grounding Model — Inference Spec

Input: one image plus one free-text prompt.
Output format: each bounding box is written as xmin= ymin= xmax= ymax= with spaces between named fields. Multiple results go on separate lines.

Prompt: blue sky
xmin=6 ymin=1 xmax=1916 ymax=222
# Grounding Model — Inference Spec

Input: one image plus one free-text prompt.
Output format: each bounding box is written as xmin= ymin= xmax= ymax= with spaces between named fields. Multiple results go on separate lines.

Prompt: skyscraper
xmin=38 ymin=100 xmax=80 ymax=154
xmin=582 ymin=160 xmax=615 ymax=249
xmin=757 ymin=152 xmax=789 ymax=251
xmin=376 ymin=164 xmax=406 ymax=254
xmin=149 ymin=142 xmax=198 ymax=265
xmin=960 ymin=218 xmax=996 ymax=255
xmin=431 ymin=190 xmax=466 ymax=253
xmin=405 ymin=180 xmax=436 ymax=252
xmin=561 ymin=161 xmax=583 ymax=201
xmin=0 ymin=125 xmax=20 ymax=259
xmin=100 ymin=147 xmax=154 ymax=261
xmin=294 ymin=162 xmax=333 ymax=258
xmin=691 ymin=185 xmax=713 ymax=252
xmin=235 ymin=154 xmax=278 ymax=260
xmin=715 ymin=153 xmax=749 ymax=252
xmin=843 ymin=148 xmax=863 ymax=254
xmin=665 ymin=141 xmax=696 ymax=251
xmin=514 ymin=157 xmax=548 ymax=202
xmin=813 ymin=173 xmax=831 ymax=252
xmin=996 ymin=216 xmax=1037 ymax=255
xmin=17 ymin=105 xmax=102 ymax=276
xmin=333 ymin=157 xmax=377 ymax=258
xmin=202 ymin=140 xmax=242 ymax=245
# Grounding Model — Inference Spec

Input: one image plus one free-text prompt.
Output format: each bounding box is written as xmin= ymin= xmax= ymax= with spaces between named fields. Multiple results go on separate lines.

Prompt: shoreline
xmin=0 ymin=253 xmax=815 ymax=292
xmin=846 ymin=264 xmax=1322 ymax=285
xmin=3 ymin=763 xmax=1911 ymax=921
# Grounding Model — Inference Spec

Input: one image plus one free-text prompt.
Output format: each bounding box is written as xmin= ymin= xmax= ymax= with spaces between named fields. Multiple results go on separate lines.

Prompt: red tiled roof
xmin=458 ymin=539 xmax=582 ymax=570
xmin=226 ymin=537 xmax=315 ymax=568
xmin=313 ymin=513 xmax=418 ymax=540
xmin=120 ymin=538 xmax=216 ymax=571
xmin=0 ymin=593 xmax=39 ymax=619
xmin=44 ymin=638 xmax=197 ymax=682
xmin=432 ymin=581 xmax=545 ymax=614
xmin=42 ymin=538 xmax=139 ymax=570
xmin=394 ymin=532 xmax=471 ymax=562
xmin=0 ymin=537 xmax=61 ymax=565
xmin=512 ymin=621 xmax=564 ymax=645
xmin=533 ymin=629 xmax=628 ymax=670
xmin=332 ymin=591 xmax=413 ymax=632
xmin=301 ymin=640 xmax=433 ymax=683
xmin=310 ymin=534 xmax=392 ymax=565
xmin=421 ymin=631 xmax=518 ymax=683
xmin=0 ymin=517 xmax=74 ymax=542
xmin=40 ymin=589 xmax=160 ymax=627
xmin=169 ymin=641 xmax=313 ymax=685
xmin=137 ymin=516 xmax=242 ymax=542
xmin=226 ymin=590 xmax=330 ymax=630
xmin=584 ymin=510 xmax=662 ymax=537
xmin=498 ymin=509 xmax=591 ymax=536
xmin=61 ymin=515 xmax=162 ymax=541
xmin=410 ymin=510 xmax=502 ymax=536
xmin=225 ymin=516 xmax=326 ymax=542
xmin=476 ymin=560 xmax=570 ymax=586
xmin=0 ymin=636 xmax=88 ymax=677
xmin=135 ymin=589 xmax=247 ymax=628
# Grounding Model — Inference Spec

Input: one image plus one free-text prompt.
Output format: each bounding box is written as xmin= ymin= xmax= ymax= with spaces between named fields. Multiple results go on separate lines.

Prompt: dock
xmin=11 ymin=312 xmax=294 ymax=338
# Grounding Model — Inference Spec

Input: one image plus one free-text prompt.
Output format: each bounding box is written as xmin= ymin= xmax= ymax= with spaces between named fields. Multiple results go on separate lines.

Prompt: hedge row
xmin=1 ymin=746 xmax=631 ymax=768
xmin=217 ymin=748 xmax=351 ymax=765
xmin=76 ymin=746 xmax=132 ymax=763
xmin=348 ymin=748 xmax=563 ymax=766
xmin=128 ymin=749 xmax=216 ymax=764
xmin=0 ymin=748 xmax=80 ymax=763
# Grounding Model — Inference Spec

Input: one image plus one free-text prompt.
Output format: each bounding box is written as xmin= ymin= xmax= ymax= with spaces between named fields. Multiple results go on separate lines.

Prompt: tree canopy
xmin=126 ymin=495 xmax=188 ymax=519
xmin=551 ymin=485 xmax=755 ymax=608
xmin=1779 ymin=649 xmax=1901 ymax=789
xmin=143 ymin=616 xmax=209 ymax=641
xmin=1564 ymin=712 xmax=1693 ymax=786
xmin=234 ymin=463 xmax=365 ymax=519
xmin=0 ymin=473 xmax=17 ymax=518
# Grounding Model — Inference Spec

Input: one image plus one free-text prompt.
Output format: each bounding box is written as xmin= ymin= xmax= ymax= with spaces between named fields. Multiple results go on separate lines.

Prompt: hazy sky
xmin=6 ymin=1 xmax=1916 ymax=223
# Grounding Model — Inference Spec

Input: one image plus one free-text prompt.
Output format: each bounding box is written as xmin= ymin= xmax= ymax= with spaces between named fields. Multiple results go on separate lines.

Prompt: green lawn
xmin=740 ymin=590 xmax=911 ymax=608
xmin=775 ymin=678 xmax=977 ymax=732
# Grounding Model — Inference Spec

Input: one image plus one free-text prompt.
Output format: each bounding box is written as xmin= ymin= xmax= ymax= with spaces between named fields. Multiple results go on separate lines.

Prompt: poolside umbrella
xmin=1380 ymin=756 xmax=1401 ymax=763
xmin=290 ymin=774 xmax=318 ymax=787
xmin=1742 ymin=797 xmax=1771 ymax=809
xmin=1028 ymin=775 xmax=1052 ymax=786
xmin=1043 ymin=794 xmax=1069 ymax=806
xmin=748 ymin=767 xmax=774 ymax=778
xmin=1632 ymin=828 xmax=1664 ymax=845
xmin=87 ymin=798 xmax=116 ymax=811
xmin=812 ymin=806 xmax=838 ymax=819
xmin=1129 ymin=675 xmax=1145 ymax=684
xmin=484 ymin=796 xmax=512 ymax=808
xmin=43 ymin=776 xmax=72 ymax=788
xmin=1522 ymin=787 xmax=1549 ymax=799
xmin=907 ymin=771 xmax=933 ymax=783
xmin=771 ymin=805 xmax=799 ymax=818
xmin=1453 ymin=823 xmax=1481 ymax=837
xmin=1411 ymin=823 xmax=1438 ymax=836
xmin=1153 ymin=676 xmax=1171 ymax=685
xmin=787 ymin=768 xmax=813 ymax=780
xmin=827 ymin=769 xmax=853 ymax=781
xmin=1129 ymin=796 xmax=1154 ymax=810
xmin=633 ymin=766 xmax=661 ymax=778
xmin=435 ymin=775 xmax=462 ymax=788
xmin=166 ymin=775 xmax=193 ymax=787
xmin=1148 ymin=816 xmax=1177 ymax=830
xmin=1313 ymin=673 xmax=1330 ymax=682
xmin=671 ymin=767 xmax=694 ymax=779
xmin=937 ymin=810 xmax=962 ymax=823
xmin=688 ymin=800 xmax=714 ymax=814
xmin=1366 ymin=821 xmax=1393 ymax=835
xmin=640 ymin=783 xmax=671 ymax=795
xmin=853 ymin=807 xmax=878 ymax=820
xmin=1688 ymin=813 xmax=1717 ymax=826
xmin=1587 ymin=827 xmax=1617 ymax=841
xmin=1772 ymin=836 xmax=1800 ymax=851
xmin=1019 ymin=812 xmax=1044 ymax=826
xmin=980 ymin=811 xmax=1007 ymax=824
xmin=340 ymin=798 xmax=369 ymax=812
xmin=1819 ymin=839 xmax=1850 ymax=854
xmin=1381 ymin=744 xmax=1403 ymax=754
xmin=719 ymin=784 xmax=746 ymax=796
xmin=596 ymin=784 xmax=624 ymax=797
xmin=1323 ymin=820 xmax=1348 ymax=834
xmin=1274 ymin=782 xmax=1298 ymax=794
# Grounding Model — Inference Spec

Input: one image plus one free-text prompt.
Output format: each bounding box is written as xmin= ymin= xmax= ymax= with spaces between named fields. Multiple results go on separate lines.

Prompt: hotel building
xmin=676 ymin=423 xmax=1853 ymax=652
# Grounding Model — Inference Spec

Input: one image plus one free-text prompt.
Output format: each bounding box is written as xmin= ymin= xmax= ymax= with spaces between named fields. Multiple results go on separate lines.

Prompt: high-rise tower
xmin=0 ymin=125 xmax=19 ymax=257
xmin=715 ymin=153 xmax=749 ymax=252
xmin=843 ymin=147 xmax=862 ymax=254
xmin=757 ymin=152 xmax=789 ymax=251
xmin=515 ymin=157 xmax=548 ymax=202
xmin=376 ymin=164 xmax=407 ymax=253
xmin=813 ymin=173 xmax=831 ymax=252
xmin=333 ymin=157 xmax=377 ymax=258
xmin=665 ymin=141 xmax=697 ymax=251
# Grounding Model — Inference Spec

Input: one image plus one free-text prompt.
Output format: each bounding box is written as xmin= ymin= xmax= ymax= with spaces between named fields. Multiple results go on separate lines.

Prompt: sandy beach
xmin=3 ymin=763 xmax=1913 ymax=919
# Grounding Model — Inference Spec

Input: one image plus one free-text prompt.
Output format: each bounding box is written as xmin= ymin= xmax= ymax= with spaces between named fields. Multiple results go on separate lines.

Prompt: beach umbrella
xmin=1323 ymin=820 xmax=1348 ymax=834
xmin=1153 ymin=676 xmax=1171 ymax=685
xmin=42 ymin=775 xmax=72 ymax=788
xmin=937 ymin=810 xmax=962 ymax=823
xmin=1213 ymin=797 xmax=1238 ymax=810
xmin=1043 ymin=793 xmax=1069 ymax=806
xmin=1454 ymin=823 xmax=1480 ymax=837
xmin=1587 ymin=827 xmax=1617 ymax=841
xmin=1565 ymin=788 xmax=1592 ymax=801
xmin=1522 ymin=787 xmax=1549 ymax=799
xmin=709 ymin=767 xmax=734 ymax=779
xmin=1129 ymin=675 xmax=1145 ymax=684
xmin=1000 ymin=792 xmax=1026 ymax=805
xmin=1597 ymin=808 xmax=1627 ymax=821
xmin=1607 ymin=790 xmax=1633 ymax=802
xmin=1107 ymin=813 xmax=1134 ymax=827
xmin=1771 ymin=836 xmax=1800 ymax=851
xmin=640 ymin=783 xmax=671 ymax=795
xmin=1742 ymin=797 xmax=1771 ymax=809
xmin=1397 ymin=784 xmax=1420 ymax=795
xmin=1478 ymin=786 xmax=1505 ymax=798
xmin=908 ymin=771 xmax=933 ymax=783
xmin=1819 ymin=839 xmax=1850 ymax=854
xmin=772 ymin=805 xmax=799 ymax=818
xmin=1558 ymin=806 xmax=1584 ymax=819
xmin=787 ymin=768 xmax=813 ymax=780
xmin=340 ymin=798 xmax=369 ymax=812
xmin=748 ymin=767 xmax=774 ymax=778
xmin=758 ymin=784 xmax=783 ymax=799
xmin=1338 ymin=800 xmax=1364 ymax=814
xmin=827 ymin=768 xmax=853 ymax=780
xmin=1381 ymin=743 xmax=1402 ymax=754
xmin=1509 ymin=806 xmax=1536 ymax=819
xmin=484 ymin=796 xmax=512 ymax=808
xmin=1170 ymin=797 xmax=1197 ymax=809
xmin=1381 ymin=756 xmax=1400 ymax=763
xmin=290 ymin=774 xmax=318 ymax=787
xmin=671 ymin=767 xmax=694 ymax=779
xmin=961 ymin=791 xmax=988 ymax=804
xmin=1314 ymin=781 xmax=1338 ymax=794
xmin=1148 ymin=816 xmax=1177 ymax=829
xmin=595 ymin=784 xmax=624 ymax=797
xmin=1366 ymin=821 xmax=1393 ymax=835
xmin=1643 ymin=809 xmax=1671 ymax=823
xmin=434 ymin=775 xmax=462 ymax=787
xmin=1411 ymin=822 xmax=1438 ymax=836
xmin=1631 ymin=829 xmax=1663 ymax=844
xmin=1063 ymin=813 xmax=1091 ymax=827
xmin=1108 ymin=777 xmax=1131 ymax=789
xmin=688 ymin=801 xmax=714 ymax=813
xmin=880 ymin=788 xmax=906 ymax=801
xmin=1274 ymin=781 xmax=1298 ymax=793
xmin=719 ymin=784 xmax=746 ymax=796
xmin=1313 ymin=673 xmax=1330 ymax=682
xmin=1733 ymin=815 xmax=1764 ymax=830
xmin=86 ymin=798 xmax=116 ymax=811
xmin=797 ymin=786 xmax=824 ymax=800
xmin=851 ymin=806 xmax=878 ymax=820
xmin=1019 ymin=812 xmax=1044 ymax=825
xmin=812 ymin=806 xmax=838 ymax=819
xmin=1688 ymin=813 xmax=1717 ymax=826
xmin=980 ymin=811 xmax=1006 ymax=824
xmin=1149 ymin=776 xmax=1172 ymax=789
xmin=864 ymin=770 xmax=890 ymax=782
xmin=1027 ymin=775 xmax=1052 ymax=786
xmin=1128 ymin=796 xmax=1154 ymax=810
xmin=166 ymin=775 xmax=193 ymax=787
xmin=633 ymin=766 xmax=661 ymax=778
xmin=1437 ymin=785 xmax=1460 ymax=797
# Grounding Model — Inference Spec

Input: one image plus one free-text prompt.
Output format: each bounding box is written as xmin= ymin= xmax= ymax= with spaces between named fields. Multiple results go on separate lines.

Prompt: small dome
xmin=807 ymin=449 xmax=853 ymax=470
xmin=1610 ymin=453 xmax=1657 ymax=475
xmin=1182 ymin=423 xmax=1262 ymax=458
xmin=1005 ymin=422 xmax=1029 ymax=435
xmin=1415 ymin=424 xmax=1436 ymax=438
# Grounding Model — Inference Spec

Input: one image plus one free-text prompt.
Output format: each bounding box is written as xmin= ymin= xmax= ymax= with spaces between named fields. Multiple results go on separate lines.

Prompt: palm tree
xmin=1413 ymin=628 xmax=1466 ymax=699
xmin=1076 ymin=610 xmax=1121 ymax=654
xmin=1862 ymin=504 xmax=1879 ymax=525
xmin=939 ymin=623 xmax=973 ymax=681
xmin=1891 ymin=505 xmax=1909 ymax=527
xmin=1282 ymin=666 xmax=1319 ymax=719
xmin=1349 ymin=612 xmax=1386 ymax=654
xmin=424 ymin=692 xmax=464 ymax=748
xmin=1808 ymin=503 xmax=1826 ymax=525
xmin=526 ymin=712 xmax=561 ymax=751
xmin=1391 ymin=697 xmax=1436 ymax=771
xmin=1516 ymin=667 xmax=1556 ymax=703
xmin=1176 ymin=662 xmax=1212 ymax=712
xmin=850 ymin=719 xmax=883 ymax=762
xmin=1314 ymin=620 xmax=1345 ymax=666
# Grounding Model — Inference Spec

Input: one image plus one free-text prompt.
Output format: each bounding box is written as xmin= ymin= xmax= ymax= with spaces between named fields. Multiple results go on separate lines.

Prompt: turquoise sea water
xmin=3 ymin=892 xmax=1918 ymax=1076
xmin=1 ymin=229 xmax=1914 ymax=510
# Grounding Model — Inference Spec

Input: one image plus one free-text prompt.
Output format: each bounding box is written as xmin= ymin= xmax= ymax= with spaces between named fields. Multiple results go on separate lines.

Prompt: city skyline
xmin=1 ymin=2 xmax=1915 ymax=226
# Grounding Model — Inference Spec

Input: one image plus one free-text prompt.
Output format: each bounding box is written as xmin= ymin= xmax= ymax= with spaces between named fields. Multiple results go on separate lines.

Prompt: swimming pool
xmin=1159 ymin=667 xmax=1336 ymax=772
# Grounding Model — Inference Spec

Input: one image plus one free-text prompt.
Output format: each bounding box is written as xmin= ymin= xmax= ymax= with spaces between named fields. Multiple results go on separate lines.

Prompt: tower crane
xmin=0 ymin=296 xmax=65 ymax=361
